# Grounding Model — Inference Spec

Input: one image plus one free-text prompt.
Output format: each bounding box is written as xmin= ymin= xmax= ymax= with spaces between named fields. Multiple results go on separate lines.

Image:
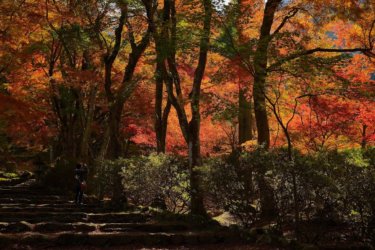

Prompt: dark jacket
xmin=74 ymin=167 xmax=88 ymax=183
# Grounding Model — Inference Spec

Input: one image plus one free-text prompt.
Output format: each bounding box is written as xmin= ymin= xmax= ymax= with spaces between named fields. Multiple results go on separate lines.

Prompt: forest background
xmin=1 ymin=0 xmax=375 ymax=244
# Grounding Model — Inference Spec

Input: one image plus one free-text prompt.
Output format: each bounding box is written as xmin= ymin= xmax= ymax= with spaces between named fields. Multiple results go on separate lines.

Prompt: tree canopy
xmin=0 ymin=0 xmax=374 ymax=218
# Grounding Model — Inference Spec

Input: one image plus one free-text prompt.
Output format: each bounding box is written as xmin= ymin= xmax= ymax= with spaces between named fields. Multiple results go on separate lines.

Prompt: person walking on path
xmin=74 ymin=163 xmax=88 ymax=205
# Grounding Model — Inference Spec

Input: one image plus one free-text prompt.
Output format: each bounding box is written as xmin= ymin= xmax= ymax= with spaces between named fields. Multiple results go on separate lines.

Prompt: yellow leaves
xmin=279 ymin=47 xmax=288 ymax=56
xmin=241 ymin=139 xmax=258 ymax=151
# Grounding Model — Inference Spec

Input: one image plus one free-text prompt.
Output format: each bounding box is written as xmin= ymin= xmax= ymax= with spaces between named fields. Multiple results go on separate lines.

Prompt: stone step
xmin=0 ymin=231 xmax=240 ymax=247
xmin=0 ymin=186 xmax=59 ymax=191
xmin=0 ymin=222 xmax=32 ymax=233
xmin=0 ymin=193 xmax=66 ymax=200
xmin=86 ymin=212 xmax=151 ymax=223
xmin=34 ymin=222 xmax=97 ymax=233
xmin=99 ymin=222 xmax=199 ymax=233
xmin=0 ymin=186 xmax=247 ymax=248
xmin=0 ymin=203 xmax=97 ymax=208
xmin=0 ymin=189 xmax=61 ymax=196
xmin=0 ymin=211 xmax=87 ymax=223
xmin=0 ymin=198 xmax=72 ymax=204
xmin=0 ymin=221 xmax=211 ymax=234
xmin=0 ymin=188 xmax=28 ymax=192
xmin=0 ymin=222 xmax=97 ymax=234
xmin=0 ymin=186 xmax=37 ymax=191
xmin=0 ymin=212 xmax=150 ymax=224
xmin=0 ymin=205 xmax=104 ymax=213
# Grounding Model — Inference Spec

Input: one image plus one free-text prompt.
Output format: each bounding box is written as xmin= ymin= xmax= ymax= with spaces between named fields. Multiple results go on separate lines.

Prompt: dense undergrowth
xmin=31 ymin=146 xmax=375 ymax=247
xmin=94 ymin=147 xmax=375 ymax=247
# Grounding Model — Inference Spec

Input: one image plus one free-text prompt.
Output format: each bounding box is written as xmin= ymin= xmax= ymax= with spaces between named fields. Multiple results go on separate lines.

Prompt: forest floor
xmin=0 ymin=179 xmax=279 ymax=250
xmin=17 ymin=245 xmax=277 ymax=249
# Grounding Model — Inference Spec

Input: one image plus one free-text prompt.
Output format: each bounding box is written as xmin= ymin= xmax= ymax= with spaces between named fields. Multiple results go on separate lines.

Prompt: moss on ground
xmin=0 ymin=171 xmax=20 ymax=184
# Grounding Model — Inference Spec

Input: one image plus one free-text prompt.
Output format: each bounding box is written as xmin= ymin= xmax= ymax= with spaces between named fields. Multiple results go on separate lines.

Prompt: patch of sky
xmin=326 ymin=31 xmax=338 ymax=40
xmin=213 ymin=0 xmax=231 ymax=12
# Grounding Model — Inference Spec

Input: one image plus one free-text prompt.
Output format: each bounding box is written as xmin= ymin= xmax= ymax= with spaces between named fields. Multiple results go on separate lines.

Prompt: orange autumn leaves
xmin=0 ymin=0 xmax=374 ymax=154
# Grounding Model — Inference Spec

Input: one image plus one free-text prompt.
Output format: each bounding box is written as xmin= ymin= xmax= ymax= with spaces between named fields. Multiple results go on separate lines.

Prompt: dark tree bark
xmin=155 ymin=60 xmax=172 ymax=153
xmin=154 ymin=0 xmax=172 ymax=153
xmin=103 ymin=1 xmax=154 ymax=158
xmin=361 ymin=124 xmax=368 ymax=149
xmin=253 ymin=0 xmax=281 ymax=149
xmin=100 ymin=1 xmax=155 ymax=206
xmin=161 ymin=0 xmax=212 ymax=216
xmin=79 ymin=51 xmax=98 ymax=164
xmin=237 ymin=0 xmax=254 ymax=145
xmin=47 ymin=33 xmax=93 ymax=164
xmin=102 ymin=6 xmax=126 ymax=159
xmin=186 ymin=0 xmax=212 ymax=216
xmin=252 ymin=0 xmax=282 ymax=219
xmin=155 ymin=61 xmax=165 ymax=152
xmin=251 ymin=0 xmax=373 ymax=220
xmin=239 ymin=87 xmax=253 ymax=144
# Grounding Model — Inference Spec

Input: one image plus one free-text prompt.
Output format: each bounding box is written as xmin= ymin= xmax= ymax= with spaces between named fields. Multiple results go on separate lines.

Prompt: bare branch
xmin=104 ymin=6 xmax=126 ymax=101
xmin=369 ymin=19 xmax=375 ymax=50
xmin=271 ymin=8 xmax=299 ymax=37
xmin=268 ymin=47 xmax=374 ymax=71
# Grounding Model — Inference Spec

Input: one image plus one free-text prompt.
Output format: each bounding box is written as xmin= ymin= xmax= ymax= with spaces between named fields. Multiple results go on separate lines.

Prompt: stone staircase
xmin=0 ymin=183 xmax=244 ymax=249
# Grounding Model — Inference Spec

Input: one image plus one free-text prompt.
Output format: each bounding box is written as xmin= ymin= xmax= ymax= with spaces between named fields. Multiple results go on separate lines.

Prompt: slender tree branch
xmin=268 ymin=47 xmax=374 ymax=71
xmin=104 ymin=6 xmax=126 ymax=101
xmin=369 ymin=19 xmax=375 ymax=49
xmin=271 ymin=8 xmax=299 ymax=38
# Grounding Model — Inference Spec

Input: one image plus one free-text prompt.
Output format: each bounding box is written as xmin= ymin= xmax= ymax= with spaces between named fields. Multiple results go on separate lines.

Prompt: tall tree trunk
xmin=80 ymin=51 xmax=97 ymax=163
xmin=361 ymin=124 xmax=367 ymax=149
xmin=161 ymin=0 xmax=211 ymax=216
xmin=155 ymin=61 xmax=165 ymax=152
xmin=79 ymin=86 xmax=96 ymax=162
xmin=237 ymin=0 xmax=254 ymax=145
xmin=53 ymin=67 xmax=82 ymax=162
xmin=239 ymin=87 xmax=253 ymax=144
xmin=187 ymin=0 xmax=211 ymax=216
xmin=253 ymin=0 xmax=281 ymax=148
xmin=253 ymin=0 xmax=282 ymax=220
xmin=99 ymin=2 xmax=154 ymax=206
xmin=155 ymin=63 xmax=171 ymax=153
xmin=103 ymin=3 xmax=152 ymax=159
xmin=103 ymin=7 xmax=126 ymax=159
xmin=107 ymin=102 xmax=123 ymax=158
xmin=188 ymin=118 xmax=205 ymax=215
xmin=154 ymin=2 xmax=172 ymax=153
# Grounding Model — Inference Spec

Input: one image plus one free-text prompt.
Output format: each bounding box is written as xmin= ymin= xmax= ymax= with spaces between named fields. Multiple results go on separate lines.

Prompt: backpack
xmin=80 ymin=181 xmax=87 ymax=191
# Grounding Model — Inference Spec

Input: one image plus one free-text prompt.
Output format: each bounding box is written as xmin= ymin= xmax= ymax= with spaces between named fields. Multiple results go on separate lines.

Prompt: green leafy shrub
xmin=205 ymin=147 xmax=275 ymax=227
xmin=204 ymin=146 xmax=375 ymax=240
xmin=96 ymin=146 xmax=375 ymax=243
xmin=99 ymin=153 xmax=190 ymax=213
xmin=93 ymin=159 xmax=121 ymax=201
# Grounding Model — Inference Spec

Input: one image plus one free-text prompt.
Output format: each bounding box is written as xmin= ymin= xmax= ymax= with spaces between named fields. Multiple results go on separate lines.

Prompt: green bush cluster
xmin=99 ymin=153 xmax=190 ymax=213
xmin=206 ymin=146 xmax=375 ymax=242
xmin=97 ymin=147 xmax=375 ymax=243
